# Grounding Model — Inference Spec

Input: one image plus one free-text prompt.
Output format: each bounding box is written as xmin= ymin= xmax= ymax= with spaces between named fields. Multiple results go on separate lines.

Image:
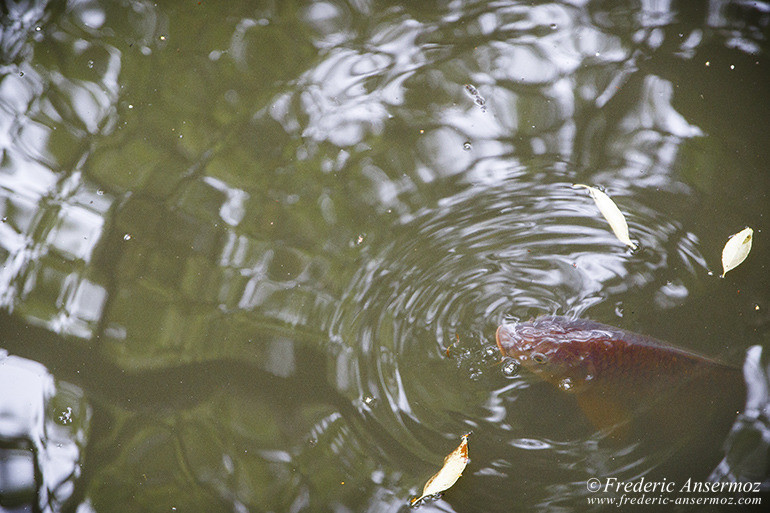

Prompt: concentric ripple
xmin=327 ymin=166 xmax=710 ymax=504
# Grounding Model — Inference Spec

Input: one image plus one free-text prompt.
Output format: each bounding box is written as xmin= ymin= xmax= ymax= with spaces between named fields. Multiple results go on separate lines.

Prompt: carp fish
xmin=496 ymin=316 xmax=745 ymax=441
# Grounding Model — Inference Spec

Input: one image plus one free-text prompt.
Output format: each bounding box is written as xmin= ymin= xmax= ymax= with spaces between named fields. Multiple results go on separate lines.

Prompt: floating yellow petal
xmin=575 ymin=184 xmax=637 ymax=249
xmin=411 ymin=433 xmax=470 ymax=505
xmin=721 ymin=227 xmax=753 ymax=277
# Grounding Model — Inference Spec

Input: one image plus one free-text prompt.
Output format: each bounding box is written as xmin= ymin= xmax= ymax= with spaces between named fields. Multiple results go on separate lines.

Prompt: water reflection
xmin=0 ymin=350 xmax=89 ymax=513
xmin=0 ymin=0 xmax=767 ymax=512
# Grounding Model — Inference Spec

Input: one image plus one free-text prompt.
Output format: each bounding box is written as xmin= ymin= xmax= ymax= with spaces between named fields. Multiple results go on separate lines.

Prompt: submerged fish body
xmin=496 ymin=316 xmax=745 ymax=440
xmin=496 ymin=316 xmax=740 ymax=393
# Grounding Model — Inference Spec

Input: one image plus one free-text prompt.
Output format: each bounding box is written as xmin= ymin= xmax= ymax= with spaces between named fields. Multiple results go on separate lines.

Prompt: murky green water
xmin=0 ymin=1 xmax=768 ymax=512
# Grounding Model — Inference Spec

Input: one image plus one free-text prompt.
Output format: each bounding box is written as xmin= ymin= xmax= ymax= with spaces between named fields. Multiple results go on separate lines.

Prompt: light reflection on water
xmin=0 ymin=0 xmax=768 ymax=512
xmin=0 ymin=351 xmax=89 ymax=513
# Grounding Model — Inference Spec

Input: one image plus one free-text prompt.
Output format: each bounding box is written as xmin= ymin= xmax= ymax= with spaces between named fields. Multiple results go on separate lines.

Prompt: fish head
xmin=496 ymin=318 xmax=597 ymax=392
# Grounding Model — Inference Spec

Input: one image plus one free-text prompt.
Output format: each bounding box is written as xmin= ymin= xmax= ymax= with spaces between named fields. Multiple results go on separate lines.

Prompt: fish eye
xmin=531 ymin=352 xmax=547 ymax=364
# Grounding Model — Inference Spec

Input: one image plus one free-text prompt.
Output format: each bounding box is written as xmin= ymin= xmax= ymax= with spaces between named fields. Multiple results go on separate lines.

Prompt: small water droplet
xmin=123 ymin=233 xmax=131 ymax=241
xmin=502 ymin=360 xmax=519 ymax=376
xmin=18 ymin=71 xmax=24 ymax=77
xmin=363 ymin=395 xmax=376 ymax=407
xmin=484 ymin=346 xmax=497 ymax=358
xmin=550 ymin=23 xmax=557 ymax=29
xmin=87 ymin=59 xmax=94 ymax=69
xmin=96 ymin=189 xmax=104 ymax=195
xmin=355 ymin=234 xmax=365 ymax=245
xmin=463 ymin=141 xmax=472 ymax=151
xmin=614 ymin=302 xmax=624 ymax=317
xmin=558 ymin=378 xmax=574 ymax=391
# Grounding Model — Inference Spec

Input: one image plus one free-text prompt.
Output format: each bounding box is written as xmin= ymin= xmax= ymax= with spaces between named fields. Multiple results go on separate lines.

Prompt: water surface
xmin=0 ymin=1 xmax=768 ymax=512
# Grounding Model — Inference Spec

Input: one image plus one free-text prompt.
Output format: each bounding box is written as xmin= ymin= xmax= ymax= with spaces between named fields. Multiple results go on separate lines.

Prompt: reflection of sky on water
xmin=0 ymin=0 xmax=758 ymax=345
xmin=0 ymin=0 xmax=767 ymax=512
xmin=0 ymin=351 xmax=89 ymax=513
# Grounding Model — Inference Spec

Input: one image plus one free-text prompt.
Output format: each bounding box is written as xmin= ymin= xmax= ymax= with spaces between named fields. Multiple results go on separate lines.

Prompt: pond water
xmin=0 ymin=1 xmax=768 ymax=512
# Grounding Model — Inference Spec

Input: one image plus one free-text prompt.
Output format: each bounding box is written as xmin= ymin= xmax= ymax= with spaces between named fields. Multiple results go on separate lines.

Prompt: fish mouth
xmin=495 ymin=325 xmax=506 ymax=355
xmin=496 ymin=324 xmax=519 ymax=357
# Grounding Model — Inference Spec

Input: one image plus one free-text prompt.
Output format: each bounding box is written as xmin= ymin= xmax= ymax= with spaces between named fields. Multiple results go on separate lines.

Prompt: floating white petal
xmin=575 ymin=184 xmax=636 ymax=249
xmin=721 ymin=227 xmax=753 ymax=277
xmin=411 ymin=434 xmax=470 ymax=505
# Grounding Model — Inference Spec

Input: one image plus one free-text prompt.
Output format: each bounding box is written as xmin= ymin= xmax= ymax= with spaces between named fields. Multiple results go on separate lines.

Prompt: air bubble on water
xmin=550 ymin=23 xmax=557 ymax=29
xmin=558 ymin=378 xmax=574 ymax=391
xmin=57 ymin=406 xmax=73 ymax=425
xmin=463 ymin=141 xmax=472 ymax=151
xmin=87 ymin=59 xmax=94 ymax=69
xmin=123 ymin=233 xmax=131 ymax=241
xmin=484 ymin=346 xmax=497 ymax=358
xmin=614 ymin=302 xmax=624 ymax=317
xmin=355 ymin=233 xmax=365 ymax=245
xmin=502 ymin=360 xmax=519 ymax=376
xmin=363 ymin=395 xmax=376 ymax=407
xmin=96 ymin=189 xmax=104 ymax=195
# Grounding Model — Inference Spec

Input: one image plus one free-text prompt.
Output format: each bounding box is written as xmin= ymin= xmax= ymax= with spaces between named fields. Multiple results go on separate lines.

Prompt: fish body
xmin=496 ymin=316 xmax=745 ymax=440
